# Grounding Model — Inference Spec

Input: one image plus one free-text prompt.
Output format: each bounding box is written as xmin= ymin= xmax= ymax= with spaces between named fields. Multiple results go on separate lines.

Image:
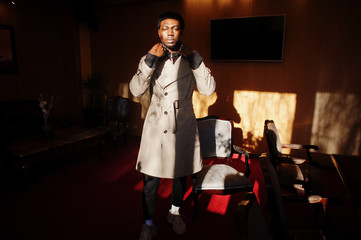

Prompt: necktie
xmin=170 ymin=53 xmax=174 ymax=63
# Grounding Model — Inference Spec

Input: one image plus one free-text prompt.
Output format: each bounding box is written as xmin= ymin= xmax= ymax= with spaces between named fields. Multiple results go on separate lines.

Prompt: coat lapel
xmin=156 ymin=57 xmax=192 ymax=89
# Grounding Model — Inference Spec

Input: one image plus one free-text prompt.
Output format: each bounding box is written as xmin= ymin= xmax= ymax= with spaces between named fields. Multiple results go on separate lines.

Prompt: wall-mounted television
xmin=210 ymin=15 xmax=286 ymax=62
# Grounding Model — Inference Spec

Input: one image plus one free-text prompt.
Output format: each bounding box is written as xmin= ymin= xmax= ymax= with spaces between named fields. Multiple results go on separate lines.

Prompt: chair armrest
xmin=282 ymin=144 xmax=319 ymax=151
xmin=282 ymin=144 xmax=319 ymax=164
xmin=302 ymin=144 xmax=319 ymax=151
xmin=233 ymin=145 xmax=251 ymax=177
xmin=279 ymin=155 xmax=306 ymax=164
xmin=282 ymin=144 xmax=303 ymax=149
xmin=238 ymin=192 xmax=256 ymax=207
xmin=233 ymin=145 xmax=264 ymax=159
xmin=282 ymin=194 xmax=328 ymax=214
xmin=282 ymin=194 xmax=325 ymax=204
xmin=233 ymin=145 xmax=250 ymax=158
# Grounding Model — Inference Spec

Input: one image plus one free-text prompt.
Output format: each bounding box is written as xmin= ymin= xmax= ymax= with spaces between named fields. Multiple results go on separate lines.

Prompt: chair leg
xmin=321 ymin=198 xmax=328 ymax=215
xmin=314 ymin=198 xmax=328 ymax=230
xmin=193 ymin=191 xmax=199 ymax=220
xmin=191 ymin=174 xmax=199 ymax=219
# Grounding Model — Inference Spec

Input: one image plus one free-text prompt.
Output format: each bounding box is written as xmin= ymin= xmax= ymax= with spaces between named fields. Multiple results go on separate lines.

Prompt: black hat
xmin=156 ymin=11 xmax=185 ymax=31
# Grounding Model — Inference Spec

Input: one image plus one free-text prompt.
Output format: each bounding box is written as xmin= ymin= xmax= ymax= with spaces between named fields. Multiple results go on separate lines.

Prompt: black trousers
xmin=142 ymin=174 xmax=187 ymax=220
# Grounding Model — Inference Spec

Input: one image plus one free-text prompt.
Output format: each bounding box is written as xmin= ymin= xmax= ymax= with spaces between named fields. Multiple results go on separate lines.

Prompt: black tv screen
xmin=210 ymin=15 xmax=285 ymax=62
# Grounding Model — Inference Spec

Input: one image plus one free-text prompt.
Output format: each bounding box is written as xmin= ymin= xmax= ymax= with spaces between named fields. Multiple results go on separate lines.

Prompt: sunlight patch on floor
xmin=206 ymin=195 xmax=231 ymax=215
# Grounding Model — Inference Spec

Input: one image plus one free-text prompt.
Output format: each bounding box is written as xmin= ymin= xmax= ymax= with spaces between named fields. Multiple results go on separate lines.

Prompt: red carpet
xmin=0 ymin=136 xmax=264 ymax=240
xmin=0 ymin=136 xmax=360 ymax=239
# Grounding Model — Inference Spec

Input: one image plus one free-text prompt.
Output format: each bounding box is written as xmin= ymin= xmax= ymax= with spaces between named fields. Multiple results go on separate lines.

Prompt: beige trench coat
xmin=129 ymin=53 xmax=215 ymax=178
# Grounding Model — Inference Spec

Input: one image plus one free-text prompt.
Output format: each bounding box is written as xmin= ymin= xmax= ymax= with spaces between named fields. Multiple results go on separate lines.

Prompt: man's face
xmin=158 ymin=18 xmax=182 ymax=50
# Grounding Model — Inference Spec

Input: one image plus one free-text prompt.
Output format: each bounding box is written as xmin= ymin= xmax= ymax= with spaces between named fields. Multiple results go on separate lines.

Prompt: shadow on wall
xmin=208 ymin=91 xmax=242 ymax=146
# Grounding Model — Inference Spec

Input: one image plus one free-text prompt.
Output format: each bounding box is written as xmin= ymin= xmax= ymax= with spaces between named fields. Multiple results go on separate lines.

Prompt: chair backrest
xmin=105 ymin=96 xmax=129 ymax=123
xmin=260 ymin=157 xmax=287 ymax=238
xmin=197 ymin=118 xmax=232 ymax=159
xmin=264 ymin=120 xmax=282 ymax=158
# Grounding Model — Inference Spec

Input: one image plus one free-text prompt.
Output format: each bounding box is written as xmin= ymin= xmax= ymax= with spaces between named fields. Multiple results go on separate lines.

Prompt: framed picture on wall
xmin=0 ymin=25 xmax=18 ymax=73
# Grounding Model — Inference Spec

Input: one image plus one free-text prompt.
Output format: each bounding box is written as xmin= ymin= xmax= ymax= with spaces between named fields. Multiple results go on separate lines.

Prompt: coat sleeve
xmin=129 ymin=55 xmax=156 ymax=97
xmin=192 ymin=61 xmax=216 ymax=96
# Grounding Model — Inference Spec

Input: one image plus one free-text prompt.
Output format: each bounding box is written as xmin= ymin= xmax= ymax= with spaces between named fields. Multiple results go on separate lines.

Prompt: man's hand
xmin=181 ymin=44 xmax=195 ymax=56
xmin=149 ymin=43 xmax=165 ymax=57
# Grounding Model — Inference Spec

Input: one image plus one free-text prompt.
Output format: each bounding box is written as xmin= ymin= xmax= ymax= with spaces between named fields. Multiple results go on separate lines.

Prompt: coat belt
xmin=150 ymin=99 xmax=192 ymax=134
xmin=173 ymin=100 xmax=192 ymax=134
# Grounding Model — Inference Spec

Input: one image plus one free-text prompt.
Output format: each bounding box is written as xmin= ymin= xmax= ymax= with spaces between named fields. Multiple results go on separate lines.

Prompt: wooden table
xmin=331 ymin=154 xmax=361 ymax=219
xmin=3 ymin=127 xmax=107 ymax=169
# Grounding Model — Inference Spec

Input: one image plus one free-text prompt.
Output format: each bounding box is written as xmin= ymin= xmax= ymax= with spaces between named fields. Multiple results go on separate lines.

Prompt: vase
xmin=42 ymin=119 xmax=54 ymax=139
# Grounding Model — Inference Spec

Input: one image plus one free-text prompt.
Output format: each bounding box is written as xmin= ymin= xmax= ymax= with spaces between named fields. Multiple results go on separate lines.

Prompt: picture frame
xmin=0 ymin=25 xmax=18 ymax=73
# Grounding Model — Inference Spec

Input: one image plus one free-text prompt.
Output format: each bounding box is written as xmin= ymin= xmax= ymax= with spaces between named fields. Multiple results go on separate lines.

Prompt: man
xmin=129 ymin=11 xmax=215 ymax=240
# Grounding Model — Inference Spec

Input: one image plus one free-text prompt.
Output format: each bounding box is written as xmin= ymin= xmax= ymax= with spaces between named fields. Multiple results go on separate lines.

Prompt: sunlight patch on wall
xmin=116 ymin=82 xmax=129 ymax=99
xmin=311 ymin=92 xmax=361 ymax=155
xmin=233 ymin=90 xmax=297 ymax=152
xmin=192 ymin=90 xmax=217 ymax=118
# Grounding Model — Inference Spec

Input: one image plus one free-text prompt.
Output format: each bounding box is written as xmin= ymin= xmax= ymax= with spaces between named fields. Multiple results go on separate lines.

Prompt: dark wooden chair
xmin=264 ymin=119 xmax=323 ymax=195
xmin=97 ymin=96 xmax=129 ymax=152
xmin=236 ymin=157 xmax=328 ymax=240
